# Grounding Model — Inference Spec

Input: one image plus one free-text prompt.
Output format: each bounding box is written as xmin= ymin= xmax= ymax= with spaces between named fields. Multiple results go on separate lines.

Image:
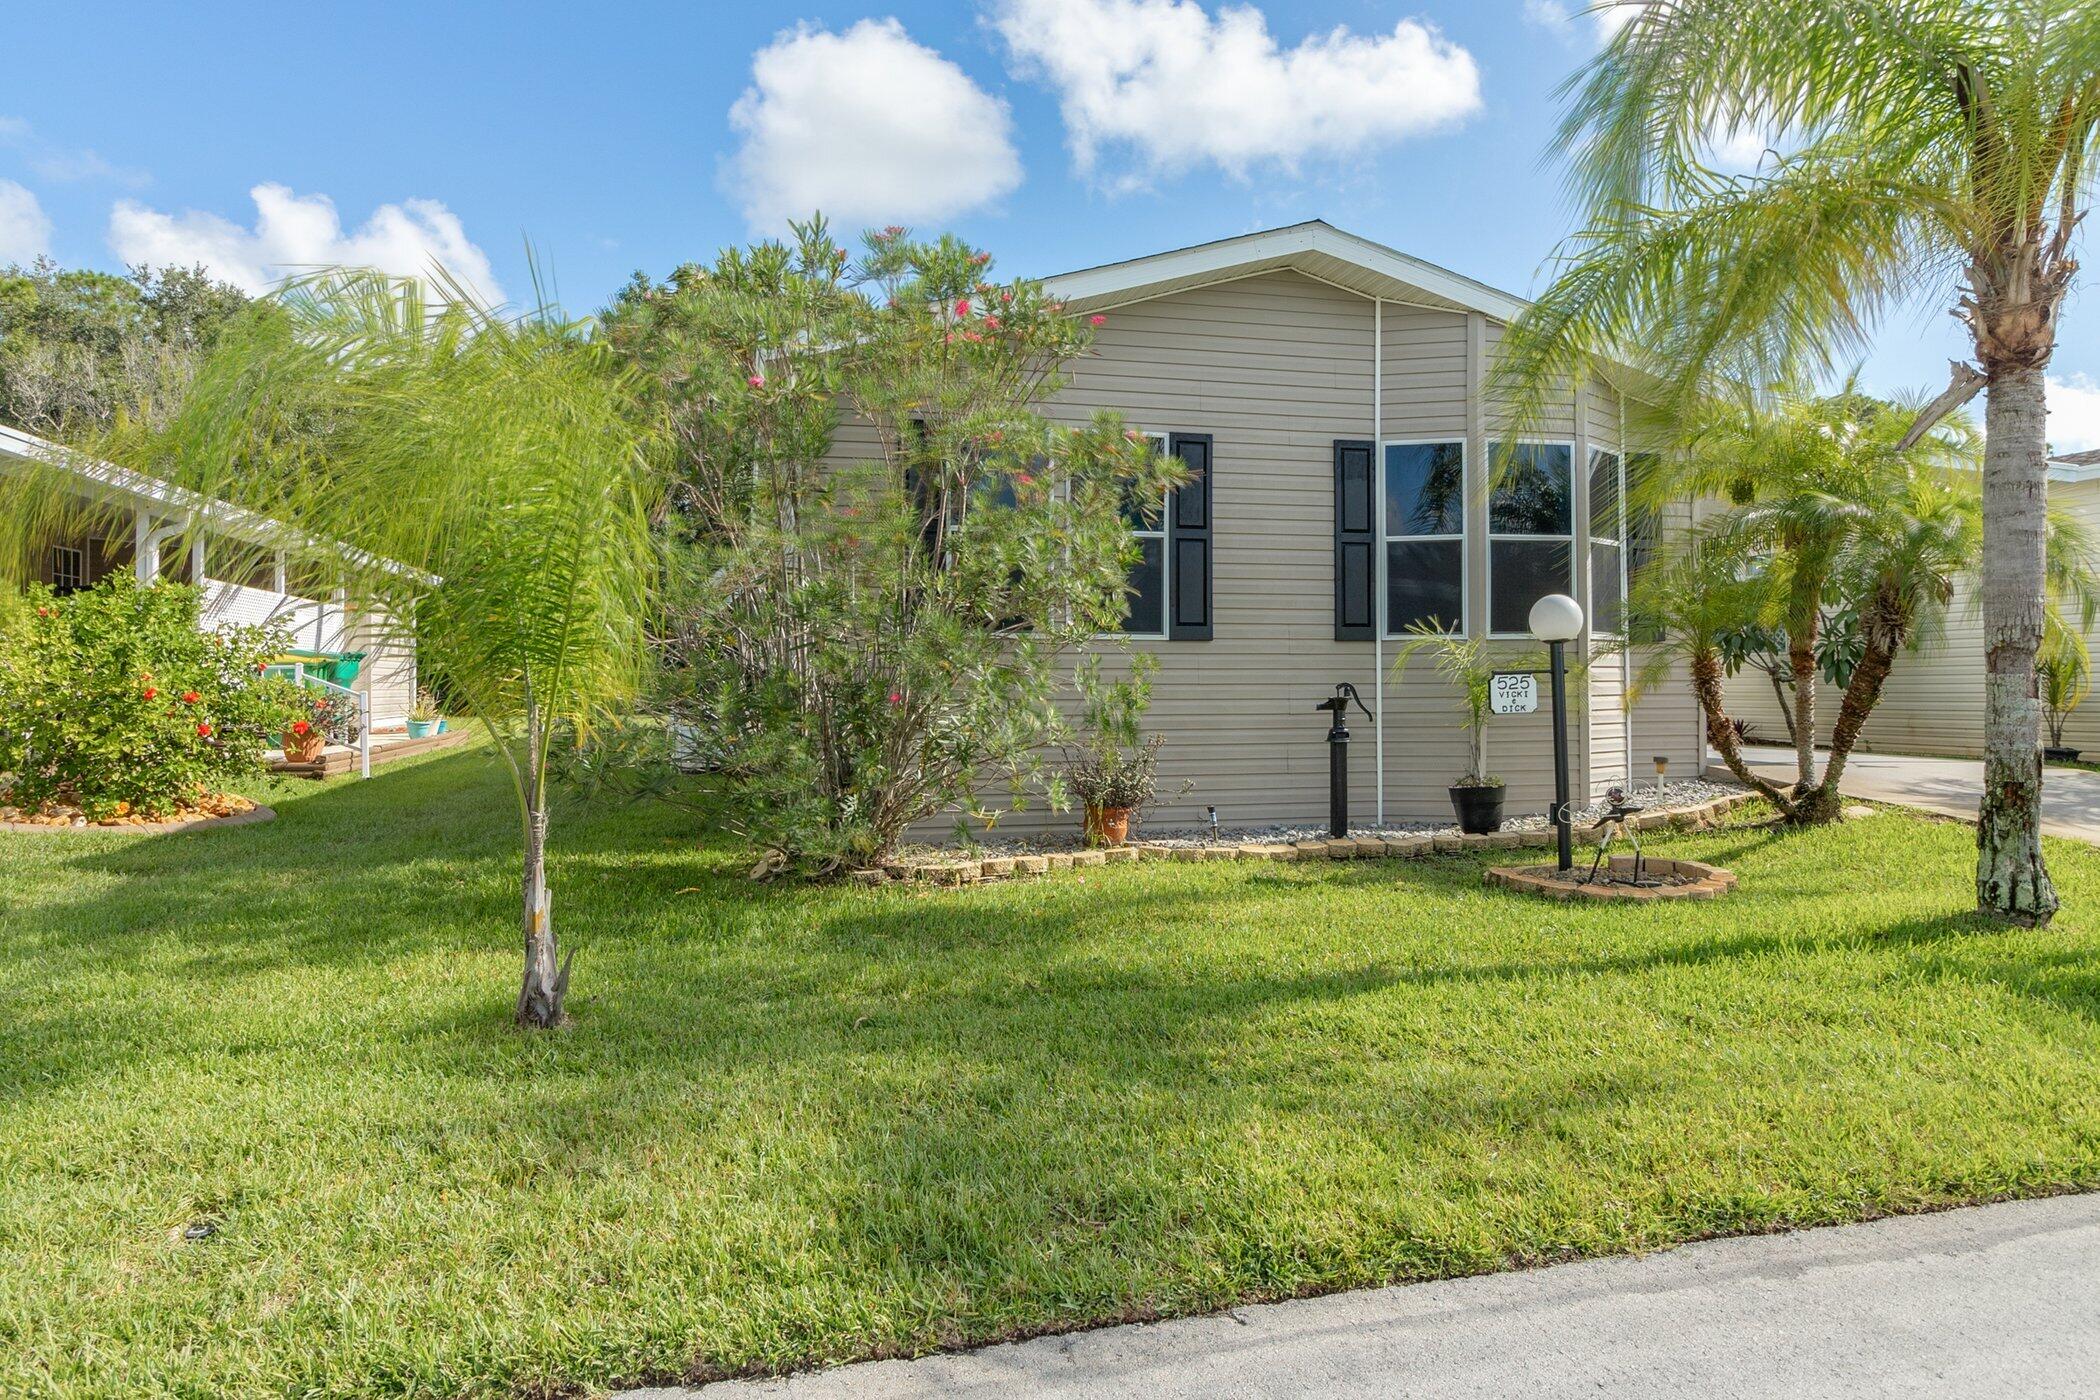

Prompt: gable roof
xmin=1041 ymin=220 xmax=1531 ymax=322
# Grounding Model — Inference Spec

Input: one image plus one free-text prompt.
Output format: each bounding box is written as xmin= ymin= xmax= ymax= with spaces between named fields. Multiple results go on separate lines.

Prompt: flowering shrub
xmin=0 ymin=575 xmax=302 ymax=818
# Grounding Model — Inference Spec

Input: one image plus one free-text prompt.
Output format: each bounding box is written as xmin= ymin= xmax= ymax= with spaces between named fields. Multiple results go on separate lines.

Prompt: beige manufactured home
xmin=869 ymin=223 xmax=1706 ymax=833
xmin=1724 ymin=452 xmax=2100 ymax=759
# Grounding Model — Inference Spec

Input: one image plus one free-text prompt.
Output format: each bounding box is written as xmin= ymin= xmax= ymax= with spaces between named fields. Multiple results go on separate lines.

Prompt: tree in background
xmin=605 ymin=221 xmax=1176 ymax=872
xmin=2 ymin=268 xmax=662 ymax=1028
xmin=0 ymin=259 xmax=260 ymax=436
xmin=1497 ymin=0 xmax=2100 ymax=922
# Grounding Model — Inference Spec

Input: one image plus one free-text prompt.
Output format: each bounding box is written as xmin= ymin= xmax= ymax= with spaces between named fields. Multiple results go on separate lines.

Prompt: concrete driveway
xmin=1730 ymin=744 xmax=2100 ymax=843
xmin=634 ymin=1194 xmax=2100 ymax=1399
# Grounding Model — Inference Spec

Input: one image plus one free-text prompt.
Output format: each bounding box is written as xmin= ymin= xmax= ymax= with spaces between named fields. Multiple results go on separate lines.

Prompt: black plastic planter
xmin=1449 ymin=783 xmax=1506 ymax=835
xmin=2045 ymin=745 xmax=2083 ymax=763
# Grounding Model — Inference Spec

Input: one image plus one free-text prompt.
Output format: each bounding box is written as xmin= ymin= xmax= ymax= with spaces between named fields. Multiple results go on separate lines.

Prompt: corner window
xmin=1117 ymin=432 xmax=1170 ymax=637
xmin=1488 ymin=441 xmax=1574 ymax=635
xmin=1588 ymin=447 xmax=1625 ymax=637
xmin=1383 ymin=440 xmax=1465 ymax=634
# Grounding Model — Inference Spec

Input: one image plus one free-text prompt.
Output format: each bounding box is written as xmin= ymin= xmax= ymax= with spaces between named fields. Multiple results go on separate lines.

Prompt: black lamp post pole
xmin=1549 ymin=638 xmax=1572 ymax=872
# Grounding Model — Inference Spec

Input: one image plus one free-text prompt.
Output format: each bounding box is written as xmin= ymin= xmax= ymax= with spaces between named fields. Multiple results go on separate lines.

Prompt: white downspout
xmin=1620 ymin=395 xmax=1633 ymax=790
xmin=1372 ymin=297 xmax=1385 ymax=827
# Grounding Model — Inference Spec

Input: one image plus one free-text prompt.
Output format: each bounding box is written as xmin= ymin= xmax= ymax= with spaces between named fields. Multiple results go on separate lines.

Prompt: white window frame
xmin=1107 ymin=430 xmax=1171 ymax=641
xmin=49 ymin=543 xmax=86 ymax=594
xmin=1485 ymin=438 xmax=1579 ymax=639
xmin=1378 ymin=437 xmax=1469 ymax=638
xmin=1586 ymin=446 xmax=1628 ymax=640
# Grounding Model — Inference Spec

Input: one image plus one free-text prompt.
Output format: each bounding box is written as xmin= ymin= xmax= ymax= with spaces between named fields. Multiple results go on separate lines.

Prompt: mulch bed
xmin=0 ymin=792 xmax=275 ymax=834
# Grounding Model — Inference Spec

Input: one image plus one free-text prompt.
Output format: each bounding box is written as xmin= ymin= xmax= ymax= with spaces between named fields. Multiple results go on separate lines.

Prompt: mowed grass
xmin=4 ymin=743 xmax=2100 ymax=1398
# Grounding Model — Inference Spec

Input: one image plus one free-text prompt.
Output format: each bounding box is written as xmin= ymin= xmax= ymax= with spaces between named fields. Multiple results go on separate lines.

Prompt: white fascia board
xmin=1042 ymin=221 xmax=1531 ymax=324
xmin=0 ymin=422 xmax=433 ymax=585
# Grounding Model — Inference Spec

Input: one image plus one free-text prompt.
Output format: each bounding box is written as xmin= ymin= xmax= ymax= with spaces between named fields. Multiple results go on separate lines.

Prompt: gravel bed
xmin=903 ymin=779 xmax=1745 ymax=858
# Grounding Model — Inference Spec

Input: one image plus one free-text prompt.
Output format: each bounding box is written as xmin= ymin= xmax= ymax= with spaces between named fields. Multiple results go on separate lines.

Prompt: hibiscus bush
xmin=0 ymin=574 xmax=302 ymax=818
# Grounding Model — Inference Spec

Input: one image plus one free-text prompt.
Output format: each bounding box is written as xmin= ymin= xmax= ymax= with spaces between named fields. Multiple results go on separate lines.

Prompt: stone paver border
xmin=0 ymin=803 xmax=276 ymax=835
xmin=1485 ymin=855 xmax=1737 ymax=902
xmin=846 ymin=789 xmax=1763 ymax=887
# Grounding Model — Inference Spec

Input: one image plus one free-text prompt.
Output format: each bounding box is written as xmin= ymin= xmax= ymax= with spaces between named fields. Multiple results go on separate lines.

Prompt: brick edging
xmin=1485 ymin=856 xmax=1738 ymax=902
xmin=846 ymin=789 xmax=1763 ymax=887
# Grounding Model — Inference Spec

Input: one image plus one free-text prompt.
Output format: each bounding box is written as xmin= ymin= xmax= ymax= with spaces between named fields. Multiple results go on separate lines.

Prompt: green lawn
xmin=4 ymin=745 xmax=2100 ymax=1399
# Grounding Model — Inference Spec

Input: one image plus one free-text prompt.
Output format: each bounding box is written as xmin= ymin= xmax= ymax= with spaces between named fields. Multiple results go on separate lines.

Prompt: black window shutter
xmin=1167 ymin=433 xmax=1213 ymax=641
xmin=1334 ymin=439 xmax=1376 ymax=640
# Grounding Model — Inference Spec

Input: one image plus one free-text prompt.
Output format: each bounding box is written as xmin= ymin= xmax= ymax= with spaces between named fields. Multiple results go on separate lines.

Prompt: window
xmin=49 ymin=544 xmax=86 ymax=595
xmin=1588 ymin=447 xmax=1625 ymax=637
xmin=1383 ymin=440 xmax=1465 ymax=634
xmin=1488 ymin=441 xmax=1574 ymax=635
xmin=1115 ymin=432 xmax=1171 ymax=636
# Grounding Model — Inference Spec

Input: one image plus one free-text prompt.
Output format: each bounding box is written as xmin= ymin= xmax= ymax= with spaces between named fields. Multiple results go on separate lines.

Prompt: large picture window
xmin=1383 ymin=440 xmax=1465 ymax=634
xmin=1488 ymin=441 xmax=1573 ymax=635
xmin=1588 ymin=447 xmax=1625 ymax=637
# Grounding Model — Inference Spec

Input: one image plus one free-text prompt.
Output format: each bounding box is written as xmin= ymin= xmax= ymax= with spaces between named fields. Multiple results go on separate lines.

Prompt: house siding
xmin=818 ymin=268 xmax=1695 ymax=837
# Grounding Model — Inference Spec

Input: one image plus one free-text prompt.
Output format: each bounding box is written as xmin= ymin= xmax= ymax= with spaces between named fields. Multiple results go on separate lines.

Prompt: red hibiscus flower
xmin=196 ymin=722 xmax=213 ymax=738
xmin=290 ymin=719 xmax=311 ymax=736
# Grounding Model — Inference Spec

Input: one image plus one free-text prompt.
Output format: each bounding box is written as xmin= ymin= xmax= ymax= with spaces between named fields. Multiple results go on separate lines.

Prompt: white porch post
xmin=189 ymin=537 xmax=206 ymax=584
xmin=133 ymin=510 xmax=156 ymax=583
xmin=271 ymin=549 xmax=288 ymax=595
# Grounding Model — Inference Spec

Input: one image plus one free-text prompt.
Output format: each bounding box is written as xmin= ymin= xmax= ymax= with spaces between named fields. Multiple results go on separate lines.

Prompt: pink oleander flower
xmin=1089 ymin=314 xmax=1107 ymax=327
xmin=955 ymin=298 xmax=971 ymax=316
xmin=887 ymin=690 xmax=903 ymax=706
xmin=747 ymin=374 xmax=765 ymax=388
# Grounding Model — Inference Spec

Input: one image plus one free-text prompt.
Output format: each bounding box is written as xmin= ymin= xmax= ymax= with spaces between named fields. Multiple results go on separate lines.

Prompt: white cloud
xmin=2049 ymin=373 xmax=2100 ymax=455
xmin=107 ymin=183 xmax=503 ymax=303
xmin=0 ymin=178 xmax=52 ymax=264
xmin=725 ymin=18 xmax=1022 ymax=232
xmin=992 ymin=0 xmax=1480 ymax=186
xmin=1525 ymin=0 xmax=1640 ymax=42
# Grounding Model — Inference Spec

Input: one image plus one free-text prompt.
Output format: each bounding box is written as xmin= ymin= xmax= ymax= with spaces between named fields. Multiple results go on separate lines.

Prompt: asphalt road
xmin=630 ymin=1193 xmax=2100 ymax=1399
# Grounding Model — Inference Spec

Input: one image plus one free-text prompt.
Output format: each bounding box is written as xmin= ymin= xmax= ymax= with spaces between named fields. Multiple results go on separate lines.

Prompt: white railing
xmin=277 ymin=663 xmax=371 ymax=779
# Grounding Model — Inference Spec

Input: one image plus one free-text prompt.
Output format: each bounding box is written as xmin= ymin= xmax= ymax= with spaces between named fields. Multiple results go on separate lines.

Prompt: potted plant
xmin=280 ymin=713 xmax=325 ymax=764
xmin=407 ymin=687 xmax=442 ymax=739
xmin=1063 ymin=653 xmax=1180 ymax=846
xmin=1392 ymin=623 xmax=1510 ymax=834
xmin=2039 ymin=636 xmax=2089 ymax=763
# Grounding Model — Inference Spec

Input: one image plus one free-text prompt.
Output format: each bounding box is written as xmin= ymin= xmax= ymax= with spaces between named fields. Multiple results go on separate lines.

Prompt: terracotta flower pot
xmin=281 ymin=728 xmax=325 ymax=763
xmin=1084 ymin=804 xmax=1133 ymax=847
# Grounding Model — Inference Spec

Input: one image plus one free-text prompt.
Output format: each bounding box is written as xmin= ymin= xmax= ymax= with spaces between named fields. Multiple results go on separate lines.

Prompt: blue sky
xmin=6 ymin=0 xmax=2098 ymax=448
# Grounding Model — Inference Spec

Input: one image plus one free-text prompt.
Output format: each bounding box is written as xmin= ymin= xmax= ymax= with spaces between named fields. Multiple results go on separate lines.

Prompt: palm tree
xmin=1498 ymin=0 xmax=2100 ymax=923
xmin=10 ymin=270 xmax=662 ymax=1027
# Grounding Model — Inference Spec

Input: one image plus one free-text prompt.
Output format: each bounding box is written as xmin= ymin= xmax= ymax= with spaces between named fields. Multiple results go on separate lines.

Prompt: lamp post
xmin=1529 ymin=594 xmax=1584 ymax=872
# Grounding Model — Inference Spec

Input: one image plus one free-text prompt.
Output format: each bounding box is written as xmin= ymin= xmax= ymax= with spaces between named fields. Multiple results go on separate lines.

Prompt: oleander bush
xmin=0 ymin=574 xmax=300 ymax=818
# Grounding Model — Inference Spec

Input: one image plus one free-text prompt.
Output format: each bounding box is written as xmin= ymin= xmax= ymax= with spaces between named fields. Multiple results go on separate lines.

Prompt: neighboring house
xmin=843 ymin=222 xmax=1707 ymax=833
xmin=1 ymin=422 xmax=418 ymax=729
xmin=1724 ymin=452 xmax=2100 ymax=759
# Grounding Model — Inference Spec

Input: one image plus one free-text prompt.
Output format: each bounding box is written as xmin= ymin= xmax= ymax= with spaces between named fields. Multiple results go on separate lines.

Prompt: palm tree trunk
xmin=1976 ymin=365 xmax=2057 ymax=925
xmin=1767 ymin=668 xmax=1797 ymax=745
xmin=516 ymin=730 xmax=573 ymax=1027
xmin=1691 ymin=650 xmax=1797 ymax=815
xmin=1798 ymin=635 xmax=1896 ymax=824
xmin=1789 ymin=626 xmax=1817 ymax=788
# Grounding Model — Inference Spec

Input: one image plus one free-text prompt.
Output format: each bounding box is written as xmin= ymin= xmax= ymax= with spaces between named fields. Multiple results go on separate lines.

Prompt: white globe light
xmin=1529 ymin=593 xmax=1584 ymax=643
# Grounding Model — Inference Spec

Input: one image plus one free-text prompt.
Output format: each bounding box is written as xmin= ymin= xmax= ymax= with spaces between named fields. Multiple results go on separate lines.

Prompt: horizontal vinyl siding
xmin=810 ymin=268 xmax=1706 ymax=838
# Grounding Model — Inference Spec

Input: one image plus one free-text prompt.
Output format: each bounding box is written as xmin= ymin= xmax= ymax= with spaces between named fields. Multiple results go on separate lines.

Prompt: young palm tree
xmin=5 ymin=270 xmax=662 ymax=1027
xmin=1499 ymin=0 xmax=2100 ymax=923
